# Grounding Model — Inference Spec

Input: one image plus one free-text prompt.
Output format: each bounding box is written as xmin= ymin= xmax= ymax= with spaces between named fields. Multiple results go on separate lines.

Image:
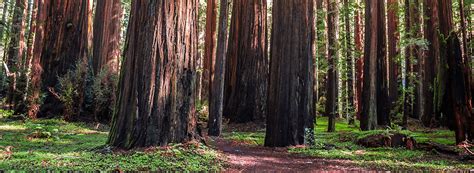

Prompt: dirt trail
xmin=209 ymin=138 xmax=371 ymax=172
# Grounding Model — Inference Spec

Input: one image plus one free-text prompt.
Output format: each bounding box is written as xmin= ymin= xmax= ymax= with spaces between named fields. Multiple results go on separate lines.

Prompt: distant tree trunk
xmin=343 ymin=0 xmax=354 ymax=125
xmin=265 ymin=0 xmax=315 ymax=147
xmin=93 ymin=0 xmax=122 ymax=74
xmin=376 ymin=0 xmax=389 ymax=127
xmin=202 ymin=0 xmax=217 ymax=102
xmin=316 ymin=0 xmax=325 ymax=117
xmin=208 ymin=0 xmax=230 ymax=137
xmin=387 ymin=0 xmax=399 ymax=119
xmin=107 ymin=0 xmax=199 ymax=149
xmin=361 ymin=0 xmax=383 ymax=131
xmin=412 ymin=0 xmax=423 ymax=120
xmin=224 ymin=0 xmax=268 ymax=123
xmin=421 ymin=0 xmax=439 ymax=127
xmin=92 ymin=0 xmax=122 ymax=122
xmin=0 ymin=0 xmax=10 ymax=49
xmin=354 ymin=0 xmax=363 ymax=121
xmin=6 ymin=0 xmax=28 ymax=109
xmin=403 ymin=0 xmax=413 ymax=128
xmin=28 ymin=0 xmax=93 ymax=119
xmin=326 ymin=0 xmax=338 ymax=132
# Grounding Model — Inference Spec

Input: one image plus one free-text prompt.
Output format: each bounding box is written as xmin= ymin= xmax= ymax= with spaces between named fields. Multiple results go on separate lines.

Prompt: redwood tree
xmin=326 ymin=0 xmax=338 ymax=132
xmin=28 ymin=0 xmax=92 ymax=118
xmin=265 ymin=0 xmax=315 ymax=147
xmin=6 ymin=0 xmax=28 ymax=109
xmin=93 ymin=0 xmax=122 ymax=74
xmin=202 ymin=0 xmax=217 ymax=101
xmin=107 ymin=0 xmax=199 ymax=149
xmin=224 ymin=0 xmax=268 ymax=123
xmin=208 ymin=0 xmax=230 ymax=137
xmin=361 ymin=0 xmax=385 ymax=130
xmin=387 ymin=0 xmax=400 ymax=118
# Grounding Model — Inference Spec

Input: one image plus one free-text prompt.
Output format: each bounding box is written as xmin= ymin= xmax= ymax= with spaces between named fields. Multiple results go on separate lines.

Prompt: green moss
xmin=0 ymin=119 xmax=223 ymax=171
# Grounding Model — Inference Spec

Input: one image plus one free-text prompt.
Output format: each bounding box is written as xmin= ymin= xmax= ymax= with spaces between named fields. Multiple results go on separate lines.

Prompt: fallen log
xmin=357 ymin=133 xmax=416 ymax=149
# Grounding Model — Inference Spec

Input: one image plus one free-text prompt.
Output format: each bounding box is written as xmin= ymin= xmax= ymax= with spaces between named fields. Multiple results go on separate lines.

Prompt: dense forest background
xmin=0 ymin=0 xmax=473 ymax=171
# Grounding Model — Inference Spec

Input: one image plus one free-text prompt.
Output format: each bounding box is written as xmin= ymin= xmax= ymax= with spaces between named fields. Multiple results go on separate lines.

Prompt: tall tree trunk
xmin=437 ymin=0 xmax=472 ymax=144
xmin=208 ymin=0 xmax=230 ymax=137
xmin=315 ymin=0 xmax=325 ymax=118
xmin=92 ymin=0 xmax=122 ymax=122
xmin=376 ymin=0 xmax=389 ymax=127
xmin=354 ymin=0 xmax=363 ymax=121
xmin=421 ymin=0 xmax=439 ymax=127
xmin=343 ymin=0 xmax=354 ymax=125
xmin=202 ymin=0 xmax=217 ymax=102
xmin=6 ymin=0 xmax=27 ymax=109
xmin=412 ymin=0 xmax=423 ymax=120
xmin=387 ymin=0 xmax=400 ymax=119
xmin=361 ymin=0 xmax=384 ymax=131
xmin=224 ymin=0 xmax=268 ymax=123
xmin=93 ymin=0 xmax=122 ymax=74
xmin=403 ymin=0 xmax=414 ymax=128
xmin=107 ymin=0 xmax=199 ymax=149
xmin=28 ymin=0 xmax=92 ymax=119
xmin=265 ymin=0 xmax=315 ymax=147
xmin=326 ymin=0 xmax=338 ymax=132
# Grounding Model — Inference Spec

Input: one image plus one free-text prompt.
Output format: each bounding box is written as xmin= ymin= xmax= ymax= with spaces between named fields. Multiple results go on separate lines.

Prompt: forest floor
xmin=0 ymin=109 xmax=473 ymax=172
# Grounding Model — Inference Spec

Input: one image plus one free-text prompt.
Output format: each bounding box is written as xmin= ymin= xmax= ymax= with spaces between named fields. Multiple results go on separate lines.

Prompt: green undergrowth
xmin=0 ymin=118 xmax=223 ymax=171
xmin=224 ymin=117 xmax=472 ymax=171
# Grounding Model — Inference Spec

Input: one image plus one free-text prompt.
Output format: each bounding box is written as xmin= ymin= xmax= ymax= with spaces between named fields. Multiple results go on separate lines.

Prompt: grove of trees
xmin=0 ymin=0 xmax=472 ymax=150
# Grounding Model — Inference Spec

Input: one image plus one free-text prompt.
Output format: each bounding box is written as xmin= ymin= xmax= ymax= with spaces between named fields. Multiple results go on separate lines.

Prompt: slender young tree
xmin=326 ymin=0 xmax=338 ymax=132
xmin=28 ymin=0 xmax=93 ymax=119
xmin=343 ymin=0 xmax=354 ymax=125
xmin=208 ymin=0 xmax=230 ymax=137
xmin=265 ymin=0 xmax=315 ymax=147
xmin=107 ymin=0 xmax=199 ymax=149
xmin=224 ymin=0 xmax=268 ymax=123
xmin=202 ymin=0 xmax=217 ymax=101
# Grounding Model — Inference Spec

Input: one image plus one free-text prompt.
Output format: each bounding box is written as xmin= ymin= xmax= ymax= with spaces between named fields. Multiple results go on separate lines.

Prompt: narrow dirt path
xmin=208 ymin=137 xmax=371 ymax=172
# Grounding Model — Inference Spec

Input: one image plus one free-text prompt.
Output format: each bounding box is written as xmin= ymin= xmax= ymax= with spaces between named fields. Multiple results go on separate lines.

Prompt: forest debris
xmin=357 ymin=133 xmax=416 ymax=149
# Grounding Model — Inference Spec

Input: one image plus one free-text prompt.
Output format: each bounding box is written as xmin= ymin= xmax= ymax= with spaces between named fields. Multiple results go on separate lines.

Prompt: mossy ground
xmin=224 ymin=117 xmax=472 ymax=171
xmin=0 ymin=112 xmax=223 ymax=171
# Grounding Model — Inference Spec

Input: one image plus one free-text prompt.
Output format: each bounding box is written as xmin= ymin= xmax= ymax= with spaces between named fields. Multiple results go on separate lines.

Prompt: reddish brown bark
xmin=93 ymin=0 xmax=122 ymax=74
xmin=326 ymin=0 xmax=338 ymax=132
xmin=361 ymin=0 xmax=385 ymax=130
xmin=28 ymin=0 xmax=93 ymax=118
xmin=202 ymin=0 xmax=217 ymax=101
xmin=354 ymin=0 xmax=363 ymax=121
xmin=6 ymin=0 xmax=28 ymax=108
xmin=421 ymin=0 xmax=439 ymax=127
xmin=208 ymin=0 xmax=230 ymax=137
xmin=107 ymin=0 xmax=199 ymax=149
xmin=387 ymin=0 xmax=400 ymax=117
xmin=224 ymin=0 xmax=268 ymax=123
xmin=265 ymin=0 xmax=315 ymax=147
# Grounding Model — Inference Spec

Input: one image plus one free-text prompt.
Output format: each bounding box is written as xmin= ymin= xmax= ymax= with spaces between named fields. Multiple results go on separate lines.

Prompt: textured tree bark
xmin=437 ymin=0 xmax=472 ymax=144
xmin=107 ymin=0 xmax=199 ymax=149
xmin=387 ymin=0 xmax=400 ymax=119
xmin=412 ymin=0 xmax=423 ymax=120
xmin=265 ymin=0 xmax=315 ymax=147
xmin=361 ymin=0 xmax=381 ymax=131
xmin=208 ymin=0 xmax=230 ymax=137
xmin=354 ymin=0 xmax=363 ymax=121
xmin=376 ymin=0 xmax=389 ymax=127
xmin=326 ymin=0 xmax=337 ymax=132
xmin=6 ymin=0 xmax=28 ymax=109
xmin=421 ymin=0 xmax=439 ymax=127
xmin=202 ymin=0 xmax=217 ymax=102
xmin=93 ymin=0 xmax=122 ymax=74
xmin=28 ymin=0 xmax=93 ymax=118
xmin=224 ymin=0 xmax=268 ymax=123
xmin=343 ymin=0 xmax=354 ymax=125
